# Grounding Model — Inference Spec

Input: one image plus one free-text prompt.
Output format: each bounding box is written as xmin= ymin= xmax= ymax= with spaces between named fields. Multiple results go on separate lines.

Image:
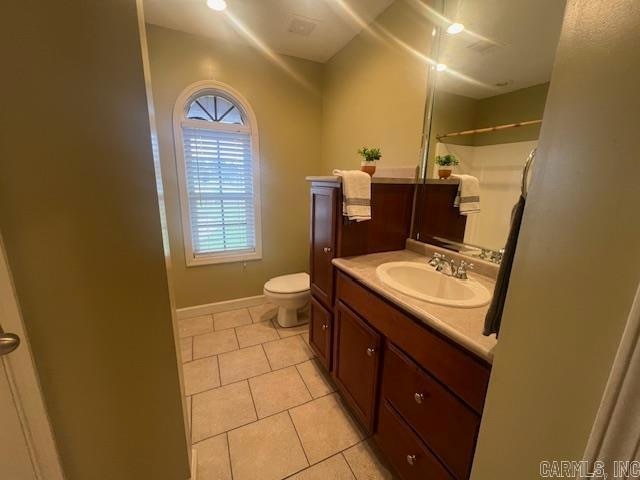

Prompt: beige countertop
xmin=332 ymin=249 xmax=498 ymax=363
xmin=305 ymin=176 xmax=459 ymax=185
xmin=305 ymin=175 xmax=419 ymax=184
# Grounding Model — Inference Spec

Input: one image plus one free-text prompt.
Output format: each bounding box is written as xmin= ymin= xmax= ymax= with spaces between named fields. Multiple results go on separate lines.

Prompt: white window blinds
xmin=181 ymin=125 xmax=257 ymax=256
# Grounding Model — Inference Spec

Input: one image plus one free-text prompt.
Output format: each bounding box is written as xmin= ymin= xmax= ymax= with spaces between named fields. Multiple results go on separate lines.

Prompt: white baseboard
xmin=176 ymin=295 xmax=267 ymax=320
xmin=190 ymin=447 xmax=197 ymax=480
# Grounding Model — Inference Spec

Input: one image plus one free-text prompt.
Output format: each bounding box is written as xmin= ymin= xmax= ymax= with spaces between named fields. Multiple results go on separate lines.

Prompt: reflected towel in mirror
xmin=452 ymin=174 xmax=480 ymax=215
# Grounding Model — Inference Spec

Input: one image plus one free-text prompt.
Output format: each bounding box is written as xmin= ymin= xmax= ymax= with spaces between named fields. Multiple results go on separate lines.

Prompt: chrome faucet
xmin=453 ymin=260 xmax=474 ymax=280
xmin=479 ymin=248 xmax=505 ymax=265
xmin=428 ymin=253 xmax=474 ymax=279
xmin=427 ymin=252 xmax=445 ymax=267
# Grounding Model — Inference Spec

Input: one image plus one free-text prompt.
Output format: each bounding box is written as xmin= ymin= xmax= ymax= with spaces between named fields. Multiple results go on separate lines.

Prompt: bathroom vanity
xmin=307 ymin=178 xmax=496 ymax=480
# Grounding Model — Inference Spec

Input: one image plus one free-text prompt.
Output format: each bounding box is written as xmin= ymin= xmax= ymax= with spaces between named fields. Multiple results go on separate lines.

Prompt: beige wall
xmin=425 ymin=83 xmax=548 ymax=172
xmin=146 ymin=25 xmax=323 ymax=308
xmin=320 ymin=1 xmax=432 ymax=173
xmin=473 ymin=83 xmax=549 ymax=146
xmin=0 ymin=1 xmax=189 ymax=479
xmin=472 ymin=1 xmax=640 ymax=478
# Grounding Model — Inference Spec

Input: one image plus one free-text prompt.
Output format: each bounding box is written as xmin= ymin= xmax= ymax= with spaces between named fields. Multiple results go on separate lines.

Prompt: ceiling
xmin=437 ymin=0 xmax=567 ymax=98
xmin=143 ymin=0 xmax=394 ymax=63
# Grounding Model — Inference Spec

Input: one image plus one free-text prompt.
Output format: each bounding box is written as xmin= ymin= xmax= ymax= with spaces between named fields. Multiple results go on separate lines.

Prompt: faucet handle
xmin=428 ymin=252 xmax=445 ymax=267
xmin=456 ymin=260 xmax=474 ymax=279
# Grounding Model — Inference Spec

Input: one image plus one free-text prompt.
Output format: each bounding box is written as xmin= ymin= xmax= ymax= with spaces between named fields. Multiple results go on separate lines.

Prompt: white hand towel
xmin=332 ymin=169 xmax=371 ymax=222
xmin=452 ymin=174 xmax=480 ymax=215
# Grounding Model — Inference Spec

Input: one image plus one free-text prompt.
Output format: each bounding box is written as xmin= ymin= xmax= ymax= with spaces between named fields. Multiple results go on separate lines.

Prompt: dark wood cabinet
xmin=309 ymin=296 xmax=332 ymax=369
xmin=375 ymin=400 xmax=454 ymax=480
xmin=381 ymin=343 xmax=480 ymax=480
xmin=334 ymin=271 xmax=490 ymax=480
xmin=309 ymin=186 xmax=337 ymax=308
xmin=309 ymin=181 xmax=415 ymax=310
xmin=307 ymin=179 xmax=488 ymax=480
xmin=413 ymin=182 xmax=468 ymax=244
xmin=332 ymin=301 xmax=381 ymax=432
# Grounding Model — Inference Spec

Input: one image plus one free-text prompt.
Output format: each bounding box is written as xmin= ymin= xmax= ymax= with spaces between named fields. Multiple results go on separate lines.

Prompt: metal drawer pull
xmin=414 ymin=392 xmax=425 ymax=404
xmin=406 ymin=454 xmax=417 ymax=466
xmin=323 ymin=247 xmax=332 ymax=253
xmin=321 ymin=324 xmax=328 ymax=331
xmin=366 ymin=347 xmax=376 ymax=356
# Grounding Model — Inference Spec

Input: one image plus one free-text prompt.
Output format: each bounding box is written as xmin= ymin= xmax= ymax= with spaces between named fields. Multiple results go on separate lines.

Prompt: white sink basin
xmin=376 ymin=261 xmax=491 ymax=308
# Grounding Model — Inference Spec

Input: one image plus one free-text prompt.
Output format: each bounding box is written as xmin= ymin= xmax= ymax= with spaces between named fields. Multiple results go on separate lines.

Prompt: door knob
xmin=366 ymin=347 xmax=375 ymax=357
xmin=323 ymin=247 xmax=332 ymax=254
xmin=0 ymin=332 xmax=20 ymax=357
xmin=321 ymin=324 xmax=328 ymax=331
xmin=414 ymin=393 xmax=425 ymax=404
xmin=406 ymin=454 xmax=417 ymax=466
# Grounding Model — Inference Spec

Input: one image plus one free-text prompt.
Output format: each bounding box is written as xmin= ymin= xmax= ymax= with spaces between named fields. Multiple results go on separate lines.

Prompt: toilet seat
xmin=264 ymin=272 xmax=309 ymax=294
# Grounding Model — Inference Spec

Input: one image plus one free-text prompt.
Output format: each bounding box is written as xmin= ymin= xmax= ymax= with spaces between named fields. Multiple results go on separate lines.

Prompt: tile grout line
xmin=341 ymin=451 xmax=358 ymax=479
xmin=215 ymin=354 xmax=222 ymax=389
xmin=187 ymin=345 xmax=316 ymax=397
xmin=260 ymin=342 xmax=274 ymax=371
xmin=286 ymin=409 xmax=311 ymax=469
xmin=184 ymin=322 xmax=304 ymax=364
xmin=224 ymin=432 xmax=235 ymax=480
xmin=294 ymin=364 xmax=314 ymax=400
xmin=191 ymin=390 xmax=338 ymax=447
xmin=270 ymin=318 xmax=282 ymax=339
xmin=245 ymin=378 xmax=260 ymax=422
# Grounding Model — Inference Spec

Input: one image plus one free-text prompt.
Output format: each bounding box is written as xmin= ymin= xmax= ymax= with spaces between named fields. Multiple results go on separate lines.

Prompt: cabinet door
xmin=309 ymin=296 xmax=332 ymax=370
xmin=333 ymin=301 xmax=381 ymax=432
xmin=310 ymin=186 xmax=337 ymax=308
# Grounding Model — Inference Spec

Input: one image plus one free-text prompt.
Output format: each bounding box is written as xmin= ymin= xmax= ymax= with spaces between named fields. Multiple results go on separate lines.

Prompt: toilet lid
xmin=264 ymin=272 xmax=310 ymax=294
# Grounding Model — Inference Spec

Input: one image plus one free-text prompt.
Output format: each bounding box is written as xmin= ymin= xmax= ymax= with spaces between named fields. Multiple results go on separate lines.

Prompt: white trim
xmin=189 ymin=448 xmax=197 ymax=480
xmin=0 ymin=236 xmax=65 ymax=480
xmin=176 ymin=295 xmax=266 ymax=320
xmin=581 ymin=282 xmax=640 ymax=477
xmin=172 ymin=80 xmax=263 ymax=267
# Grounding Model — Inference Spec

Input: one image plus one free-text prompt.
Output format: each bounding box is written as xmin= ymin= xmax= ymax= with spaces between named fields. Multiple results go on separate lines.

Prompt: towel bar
xmin=521 ymin=148 xmax=536 ymax=199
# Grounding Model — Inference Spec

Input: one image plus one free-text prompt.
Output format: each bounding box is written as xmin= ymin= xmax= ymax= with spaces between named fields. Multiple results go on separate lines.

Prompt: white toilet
xmin=263 ymin=272 xmax=310 ymax=328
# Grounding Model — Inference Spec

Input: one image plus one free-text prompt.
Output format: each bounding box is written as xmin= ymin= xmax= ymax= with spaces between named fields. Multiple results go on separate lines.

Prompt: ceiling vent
xmin=288 ymin=16 xmax=318 ymax=36
xmin=466 ymin=39 xmax=497 ymax=55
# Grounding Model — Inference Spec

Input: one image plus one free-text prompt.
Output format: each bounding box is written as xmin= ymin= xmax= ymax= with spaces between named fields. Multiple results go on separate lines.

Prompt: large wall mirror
xmin=414 ymin=0 xmax=567 ymax=258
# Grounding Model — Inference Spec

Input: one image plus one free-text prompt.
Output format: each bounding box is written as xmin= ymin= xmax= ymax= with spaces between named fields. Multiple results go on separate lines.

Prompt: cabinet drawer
xmin=375 ymin=400 xmax=453 ymax=480
xmin=336 ymin=271 xmax=490 ymax=414
xmin=381 ymin=343 xmax=479 ymax=479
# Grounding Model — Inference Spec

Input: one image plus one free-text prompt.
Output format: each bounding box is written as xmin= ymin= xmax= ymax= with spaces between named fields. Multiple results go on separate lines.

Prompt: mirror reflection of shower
xmin=414 ymin=0 xmax=567 ymax=254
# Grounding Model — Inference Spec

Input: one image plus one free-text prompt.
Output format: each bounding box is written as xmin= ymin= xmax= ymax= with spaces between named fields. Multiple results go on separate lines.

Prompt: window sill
xmin=186 ymin=251 xmax=262 ymax=267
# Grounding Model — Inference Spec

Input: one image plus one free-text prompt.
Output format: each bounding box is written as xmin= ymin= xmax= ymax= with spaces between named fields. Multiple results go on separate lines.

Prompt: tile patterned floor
xmin=179 ymin=301 xmax=395 ymax=480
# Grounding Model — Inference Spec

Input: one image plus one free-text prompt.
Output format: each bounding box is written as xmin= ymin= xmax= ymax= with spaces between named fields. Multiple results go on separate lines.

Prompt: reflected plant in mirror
xmin=435 ymin=154 xmax=459 ymax=179
xmin=413 ymin=0 xmax=567 ymax=260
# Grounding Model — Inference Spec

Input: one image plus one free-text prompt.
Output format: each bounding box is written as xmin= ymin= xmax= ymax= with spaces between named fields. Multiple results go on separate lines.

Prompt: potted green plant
xmin=435 ymin=154 xmax=459 ymax=179
xmin=357 ymin=147 xmax=382 ymax=176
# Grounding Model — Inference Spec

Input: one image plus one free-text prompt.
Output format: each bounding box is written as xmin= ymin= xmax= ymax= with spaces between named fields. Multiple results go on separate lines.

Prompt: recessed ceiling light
xmin=446 ymin=22 xmax=465 ymax=34
xmin=207 ymin=0 xmax=227 ymax=11
xmin=436 ymin=63 xmax=447 ymax=72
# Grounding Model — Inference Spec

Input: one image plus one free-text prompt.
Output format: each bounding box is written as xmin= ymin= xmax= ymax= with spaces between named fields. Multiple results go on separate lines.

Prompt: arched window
xmin=174 ymin=81 xmax=261 ymax=265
